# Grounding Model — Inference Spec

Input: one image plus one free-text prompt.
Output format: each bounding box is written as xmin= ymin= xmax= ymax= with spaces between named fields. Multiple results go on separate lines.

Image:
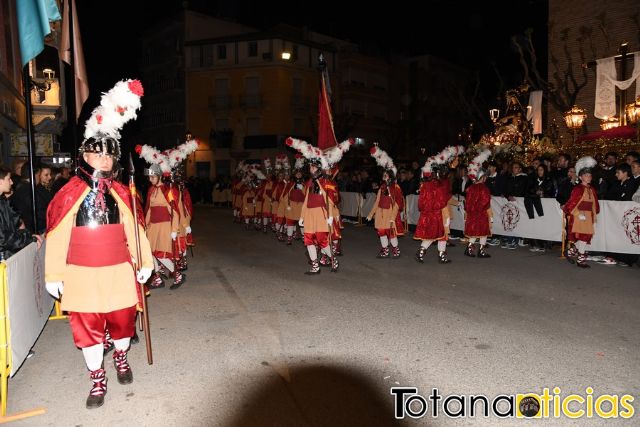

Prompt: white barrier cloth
xmin=5 ymin=242 xmax=53 ymax=377
xmin=339 ymin=192 xmax=361 ymax=217
xmin=588 ymin=201 xmax=640 ymax=254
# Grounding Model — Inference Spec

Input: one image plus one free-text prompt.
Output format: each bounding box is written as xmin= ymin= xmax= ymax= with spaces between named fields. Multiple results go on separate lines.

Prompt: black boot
xmin=305 ymin=259 xmax=321 ymax=275
xmin=170 ymin=271 xmax=186 ymax=290
xmin=113 ymin=349 xmax=133 ymax=385
xmin=477 ymin=244 xmax=491 ymax=258
xmin=376 ymin=246 xmax=390 ymax=258
xmin=86 ymin=368 xmax=107 ymax=409
xmin=391 ymin=246 xmax=401 ymax=259
xmin=438 ymin=251 xmax=451 ymax=264
xmin=565 ymin=243 xmax=577 ymax=264
xmin=415 ymin=247 xmax=426 ymax=263
xmin=331 ymin=255 xmax=339 ymax=272
xmin=576 ymin=253 xmax=590 ymax=268
xmin=464 ymin=243 xmax=476 ymax=257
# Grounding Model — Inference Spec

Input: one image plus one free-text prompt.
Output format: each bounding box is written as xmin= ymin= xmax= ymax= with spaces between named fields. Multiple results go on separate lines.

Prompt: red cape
xmin=181 ymin=188 xmax=193 ymax=218
xmin=46 ymin=176 xmax=144 ymax=235
xmin=144 ymin=184 xmax=180 ymax=217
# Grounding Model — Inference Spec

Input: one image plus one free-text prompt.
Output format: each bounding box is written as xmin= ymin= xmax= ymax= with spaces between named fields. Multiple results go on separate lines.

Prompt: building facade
xmin=548 ymin=0 xmax=639 ymax=139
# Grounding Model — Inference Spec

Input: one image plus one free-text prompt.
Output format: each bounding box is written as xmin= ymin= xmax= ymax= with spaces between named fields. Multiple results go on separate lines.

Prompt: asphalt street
xmin=7 ymin=207 xmax=640 ymax=426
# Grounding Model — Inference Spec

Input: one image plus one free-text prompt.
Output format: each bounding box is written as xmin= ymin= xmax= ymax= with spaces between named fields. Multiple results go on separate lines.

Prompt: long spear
xmin=128 ymin=154 xmax=153 ymax=365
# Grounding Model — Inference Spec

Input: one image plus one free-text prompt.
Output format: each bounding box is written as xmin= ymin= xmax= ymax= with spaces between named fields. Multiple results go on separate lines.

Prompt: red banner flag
xmin=317 ymin=73 xmax=338 ymax=150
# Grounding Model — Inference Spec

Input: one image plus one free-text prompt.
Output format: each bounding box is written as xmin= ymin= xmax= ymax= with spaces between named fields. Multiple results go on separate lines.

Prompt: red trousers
xmin=303 ymin=232 xmax=329 ymax=248
xmin=376 ymin=228 xmax=396 ymax=238
xmin=68 ymin=306 xmax=137 ymax=348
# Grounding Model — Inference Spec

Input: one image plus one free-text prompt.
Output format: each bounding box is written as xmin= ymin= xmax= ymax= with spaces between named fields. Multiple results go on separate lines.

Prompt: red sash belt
xmin=150 ymin=206 xmax=171 ymax=222
xmin=67 ymin=224 xmax=130 ymax=267
xmin=307 ymin=194 xmax=326 ymax=208
xmin=379 ymin=195 xmax=392 ymax=209
xmin=289 ymin=189 xmax=305 ymax=202
xmin=577 ymin=201 xmax=593 ymax=211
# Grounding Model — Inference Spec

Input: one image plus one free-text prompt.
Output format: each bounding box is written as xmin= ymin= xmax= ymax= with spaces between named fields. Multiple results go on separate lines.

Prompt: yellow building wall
xmin=186 ymin=64 xmax=320 ymax=178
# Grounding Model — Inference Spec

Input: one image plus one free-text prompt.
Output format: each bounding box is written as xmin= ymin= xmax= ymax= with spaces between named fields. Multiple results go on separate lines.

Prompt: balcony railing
xmin=239 ymin=94 xmax=263 ymax=108
xmin=208 ymin=95 xmax=232 ymax=110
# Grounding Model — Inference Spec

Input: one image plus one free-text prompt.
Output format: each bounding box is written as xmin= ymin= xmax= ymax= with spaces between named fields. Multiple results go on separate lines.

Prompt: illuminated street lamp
xmin=563 ymin=105 xmax=587 ymax=143
xmin=281 ymin=51 xmax=291 ymax=60
xmin=625 ymin=96 xmax=640 ymax=143
xmin=600 ymin=116 xmax=620 ymax=131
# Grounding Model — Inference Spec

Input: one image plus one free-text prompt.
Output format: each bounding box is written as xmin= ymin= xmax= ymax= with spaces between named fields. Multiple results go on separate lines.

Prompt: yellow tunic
xmin=45 ymin=188 xmax=153 ymax=313
xmin=145 ymin=186 xmax=180 ymax=257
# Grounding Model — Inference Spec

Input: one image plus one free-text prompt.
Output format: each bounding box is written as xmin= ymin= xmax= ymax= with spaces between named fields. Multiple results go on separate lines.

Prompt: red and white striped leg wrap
xmin=89 ymin=368 xmax=107 ymax=397
xmin=113 ymin=350 xmax=130 ymax=375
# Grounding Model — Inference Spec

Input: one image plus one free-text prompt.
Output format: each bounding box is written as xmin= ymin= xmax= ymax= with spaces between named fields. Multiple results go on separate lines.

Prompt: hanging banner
xmin=10 ymin=133 xmax=54 ymax=156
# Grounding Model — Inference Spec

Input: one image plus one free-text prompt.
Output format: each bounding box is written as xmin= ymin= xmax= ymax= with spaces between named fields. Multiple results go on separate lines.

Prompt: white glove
xmin=46 ymin=281 xmax=64 ymax=300
xmin=185 ymin=226 xmax=192 ymax=234
xmin=136 ymin=267 xmax=153 ymax=284
xmin=578 ymin=214 xmax=586 ymax=221
xmin=171 ymin=231 xmax=177 ymax=240
xmin=444 ymin=218 xmax=451 ymax=227
xmin=490 ymin=217 xmax=494 ymax=223
xmin=298 ymin=218 xmax=304 ymax=227
xmin=327 ymin=216 xmax=333 ymax=226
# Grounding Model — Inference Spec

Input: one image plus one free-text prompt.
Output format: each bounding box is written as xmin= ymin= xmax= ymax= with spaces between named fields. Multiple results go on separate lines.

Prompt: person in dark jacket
xmin=0 ymin=166 xmax=40 ymax=259
xmin=605 ymin=163 xmax=635 ymax=201
xmin=556 ymin=166 xmax=577 ymax=206
xmin=526 ymin=164 xmax=555 ymax=252
xmin=50 ymin=167 xmax=71 ymax=195
xmin=602 ymin=163 xmax=639 ymax=267
xmin=501 ymin=162 xmax=528 ymax=249
xmin=12 ymin=164 xmax=53 ymax=234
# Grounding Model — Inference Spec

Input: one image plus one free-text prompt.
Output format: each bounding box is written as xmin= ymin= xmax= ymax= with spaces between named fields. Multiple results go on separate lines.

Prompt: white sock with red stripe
xmin=82 ymin=343 xmax=104 ymax=371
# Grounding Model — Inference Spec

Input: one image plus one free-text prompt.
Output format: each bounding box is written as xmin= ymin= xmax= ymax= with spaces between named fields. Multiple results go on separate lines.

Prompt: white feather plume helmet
xmin=135 ymin=139 xmax=200 ymax=175
xmin=369 ymin=144 xmax=396 ymax=175
xmin=293 ymin=154 xmax=306 ymax=170
xmin=236 ymin=160 xmax=246 ymax=174
xmin=323 ymin=139 xmax=355 ymax=167
xmin=281 ymin=155 xmax=291 ymax=170
xmin=135 ymin=138 xmax=199 ymax=175
xmin=421 ymin=145 xmax=465 ymax=176
xmin=575 ymin=156 xmax=597 ymax=177
xmin=84 ymin=79 xmax=144 ymax=141
xmin=285 ymin=137 xmax=329 ymax=170
xmin=81 ymin=79 xmax=144 ymax=159
xmin=467 ymin=149 xmax=491 ymax=181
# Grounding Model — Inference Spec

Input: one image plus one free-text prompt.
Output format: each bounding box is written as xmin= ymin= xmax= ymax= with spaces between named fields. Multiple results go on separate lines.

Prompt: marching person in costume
xmin=232 ymin=161 xmax=247 ymax=223
xmin=144 ymin=165 xmax=185 ymax=289
xmin=463 ymin=149 xmax=492 ymax=258
xmin=175 ymin=171 xmax=193 ymax=271
xmin=137 ymin=139 xmax=199 ymax=274
xmin=367 ymin=145 xmax=405 ymax=258
xmin=563 ymin=156 xmax=600 ymax=268
xmin=414 ymin=146 xmax=465 ymax=264
xmin=260 ymin=158 xmax=274 ymax=232
xmin=45 ymin=79 xmax=153 ymax=409
xmin=271 ymin=157 xmax=286 ymax=238
xmin=275 ymin=155 xmax=291 ymax=242
xmin=282 ymin=155 xmax=307 ymax=245
xmin=286 ymin=137 xmax=353 ymax=274
xmin=241 ymin=165 xmax=265 ymax=229
xmin=323 ymin=142 xmax=353 ymax=256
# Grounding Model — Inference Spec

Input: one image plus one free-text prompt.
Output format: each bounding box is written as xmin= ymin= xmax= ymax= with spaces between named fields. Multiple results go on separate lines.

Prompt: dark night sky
xmin=70 ymin=0 xmax=547 ymax=140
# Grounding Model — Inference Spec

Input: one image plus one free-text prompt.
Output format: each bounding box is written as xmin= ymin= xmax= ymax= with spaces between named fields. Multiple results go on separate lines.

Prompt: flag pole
xmin=22 ymin=65 xmax=38 ymax=234
xmin=67 ymin=0 xmax=79 ymax=155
